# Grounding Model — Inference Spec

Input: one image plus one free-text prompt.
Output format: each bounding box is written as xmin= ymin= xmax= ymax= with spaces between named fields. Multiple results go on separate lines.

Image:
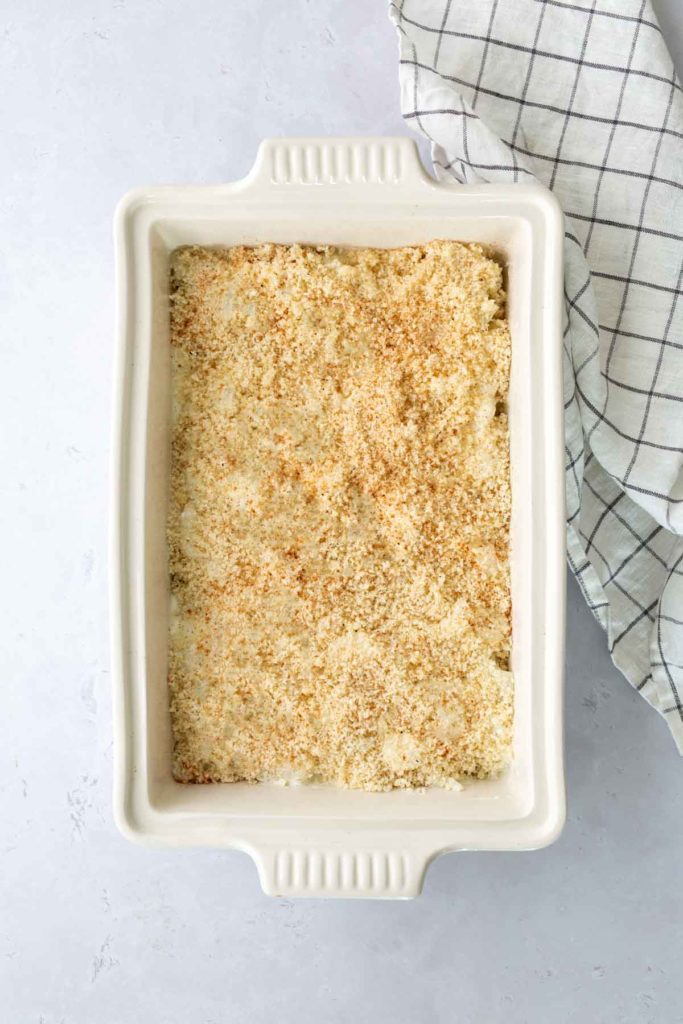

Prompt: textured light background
xmin=1 ymin=2 xmax=681 ymax=1021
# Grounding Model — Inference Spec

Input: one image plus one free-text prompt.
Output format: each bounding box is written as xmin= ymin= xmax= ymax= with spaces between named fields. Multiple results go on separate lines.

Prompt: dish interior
xmin=133 ymin=202 xmax=542 ymax=829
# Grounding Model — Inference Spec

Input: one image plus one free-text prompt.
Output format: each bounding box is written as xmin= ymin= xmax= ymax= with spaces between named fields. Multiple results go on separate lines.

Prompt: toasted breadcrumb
xmin=168 ymin=241 xmax=513 ymax=790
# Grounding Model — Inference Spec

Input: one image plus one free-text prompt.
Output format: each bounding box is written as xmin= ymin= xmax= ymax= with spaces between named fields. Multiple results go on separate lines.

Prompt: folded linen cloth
xmin=390 ymin=0 xmax=683 ymax=748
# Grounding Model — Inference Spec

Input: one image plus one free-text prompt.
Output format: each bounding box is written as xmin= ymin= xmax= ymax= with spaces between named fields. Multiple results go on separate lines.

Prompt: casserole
xmin=112 ymin=136 xmax=566 ymax=898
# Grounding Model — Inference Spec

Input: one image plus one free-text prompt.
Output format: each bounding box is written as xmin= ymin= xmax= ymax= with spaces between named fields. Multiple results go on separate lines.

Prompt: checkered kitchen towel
xmin=390 ymin=0 xmax=683 ymax=749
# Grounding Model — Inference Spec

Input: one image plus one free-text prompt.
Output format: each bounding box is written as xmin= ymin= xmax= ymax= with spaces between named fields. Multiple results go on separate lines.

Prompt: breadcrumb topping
xmin=168 ymin=241 xmax=513 ymax=790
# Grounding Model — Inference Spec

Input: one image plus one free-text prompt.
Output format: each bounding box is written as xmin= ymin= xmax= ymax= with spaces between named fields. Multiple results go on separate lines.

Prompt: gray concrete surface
xmin=1 ymin=1 xmax=681 ymax=1021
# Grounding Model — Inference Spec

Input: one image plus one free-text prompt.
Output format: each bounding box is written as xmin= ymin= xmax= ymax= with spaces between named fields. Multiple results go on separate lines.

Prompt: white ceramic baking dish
xmin=112 ymin=136 xmax=566 ymax=899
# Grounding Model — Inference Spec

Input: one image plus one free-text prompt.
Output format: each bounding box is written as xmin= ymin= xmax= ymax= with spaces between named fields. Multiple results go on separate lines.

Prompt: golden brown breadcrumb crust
xmin=168 ymin=241 xmax=513 ymax=790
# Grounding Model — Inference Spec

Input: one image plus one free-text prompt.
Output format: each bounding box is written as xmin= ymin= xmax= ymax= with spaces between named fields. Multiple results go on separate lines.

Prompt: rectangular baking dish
xmin=112 ymin=136 xmax=566 ymax=899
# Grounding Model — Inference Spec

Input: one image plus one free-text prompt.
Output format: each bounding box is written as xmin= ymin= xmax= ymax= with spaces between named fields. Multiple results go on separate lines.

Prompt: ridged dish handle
xmin=245 ymin=137 xmax=431 ymax=190
xmin=252 ymin=843 xmax=432 ymax=899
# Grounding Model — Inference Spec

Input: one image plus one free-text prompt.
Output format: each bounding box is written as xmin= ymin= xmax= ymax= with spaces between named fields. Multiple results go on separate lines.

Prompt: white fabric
xmin=390 ymin=0 xmax=683 ymax=749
